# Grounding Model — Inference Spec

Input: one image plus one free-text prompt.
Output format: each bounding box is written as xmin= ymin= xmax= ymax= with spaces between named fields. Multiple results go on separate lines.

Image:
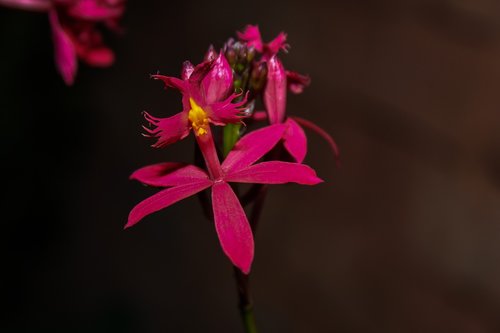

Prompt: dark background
xmin=2 ymin=0 xmax=500 ymax=332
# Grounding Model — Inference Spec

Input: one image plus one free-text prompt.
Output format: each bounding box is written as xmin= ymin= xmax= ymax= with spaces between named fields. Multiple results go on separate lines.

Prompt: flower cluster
xmin=127 ymin=25 xmax=338 ymax=274
xmin=0 ymin=0 xmax=125 ymax=85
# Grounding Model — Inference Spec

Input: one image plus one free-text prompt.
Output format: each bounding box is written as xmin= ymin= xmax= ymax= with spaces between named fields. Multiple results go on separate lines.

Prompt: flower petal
xmin=252 ymin=111 xmax=267 ymax=121
xmin=222 ymin=124 xmax=286 ymax=173
xmin=208 ymin=91 xmax=247 ymax=125
xmin=0 ymin=0 xmax=51 ymax=11
xmin=78 ymin=45 xmax=115 ymax=67
xmin=126 ymin=180 xmax=212 ymax=229
xmin=49 ymin=9 xmax=77 ymax=86
xmin=264 ymin=56 xmax=287 ymax=124
xmin=188 ymin=60 xmax=212 ymax=87
xmin=225 ymin=161 xmax=322 ymax=185
xmin=67 ymin=0 xmax=124 ymax=20
xmin=201 ymin=52 xmax=232 ymax=104
xmin=267 ymin=32 xmax=288 ymax=55
xmin=291 ymin=116 xmax=340 ymax=166
xmin=204 ymin=44 xmax=217 ymax=62
xmin=286 ymin=70 xmax=311 ymax=94
xmin=237 ymin=24 xmax=263 ymax=52
xmin=283 ymin=118 xmax=307 ymax=163
xmin=151 ymin=74 xmax=187 ymax=93
xmin=212 ymin=181 xmax=254 ymax=274
xmin=130 ymin=162 xmax=209 ymax=187
xmin=181 ymin=61 xmax=194 ymax=80
xmin=143 ymin=111 xmax=190 ymax=148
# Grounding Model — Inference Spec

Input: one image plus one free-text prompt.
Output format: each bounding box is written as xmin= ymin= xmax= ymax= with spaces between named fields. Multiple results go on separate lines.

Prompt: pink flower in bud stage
xmin=258 ymin=55 xmax=339 ymax=164
xmin=237 ymin=24 xmax=310 ymax=94
xmin=235 ymin=25 xmax=339 ymax=164
xmin=144 ymin=53 xmax=248 ymax=148
xmin=0 ymin=0 xmax=124 ymax=85
xmin=127 ymin=124 xmax=322 ymax=274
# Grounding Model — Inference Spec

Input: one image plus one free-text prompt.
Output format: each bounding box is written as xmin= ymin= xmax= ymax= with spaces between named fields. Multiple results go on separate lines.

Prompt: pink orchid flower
xmin=255 ymin=54 xmax=340 ymax=164
xmin=127 ymin=124 xmax=322 ymax=274
xmin=0 ymin=0 xmax=124 ymax=85
xmin=143 ymin=53 xmax=248 ymax=148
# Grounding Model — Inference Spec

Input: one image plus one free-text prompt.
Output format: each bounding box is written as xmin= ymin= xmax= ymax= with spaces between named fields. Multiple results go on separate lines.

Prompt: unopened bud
xmin=250 ymin=62 xmax=267 ymax=92
xmin=204 ymin=45 xmax=217 ymax=62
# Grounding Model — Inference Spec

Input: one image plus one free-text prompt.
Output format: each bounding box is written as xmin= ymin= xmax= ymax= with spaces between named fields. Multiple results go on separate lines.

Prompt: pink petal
xmin=225 ymin=161 xmax=323 ymax=185
xmin=142 ymin=111 xmax=190 ymax=148
xmin=264 ymin=56 xmax=287 ymax=124
xmin=283 ymin=118 xmax=307 ymax=163
xmin=49 ymin=9 xmax=77 ymax=86
xmin=79 ymin=46 xmax=114 ymax=67
xmin=208 ymin=91 xmax=247 ymax=125
xmin=68 ymin=0 xmax=124 ymax=20
xmin=286 ymin=70 xmax=311 ymax=94
xmin=130 ymin=162 xmax=209 ymax=187
xmin=181 ymin=61 xmax=194 ymax=80
xmin=0 ymin=0 xmax=51 ymax=11
xmin=221 ymin=124 xmax=286 ymax=174
xmin=211 ymin=181 xmax=254 ymax=274
xmin=237 ymin=24 xmax=263 ymax=52
xmin=291 ymin=116 xmax=340 ymax=166
xmin=201 ymin=52 xmax=232 ymax=104
xmin=252 ymin=111 xmax=267 ymax=121
xmin=188 ymin=60 xmax=212 ymax=86
xmin=126 ymin=180 xmax=213 ymax=229
xmin=266 ymin=31 xmax=288 ymax=55
xmin=151 ymin=74 xmax=187 ymax=93
xmin=204 ymin=44 xmax=217 ymax=62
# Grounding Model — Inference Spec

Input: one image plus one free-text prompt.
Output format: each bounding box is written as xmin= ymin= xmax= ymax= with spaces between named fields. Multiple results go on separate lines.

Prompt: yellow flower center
xmin=188 ymin=98 xmax=209 ymax=136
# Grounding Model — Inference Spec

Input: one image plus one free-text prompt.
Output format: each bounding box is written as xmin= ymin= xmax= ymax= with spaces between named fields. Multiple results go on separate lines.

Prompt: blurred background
xmin=2 ymin=0 xmax=500 ymax=332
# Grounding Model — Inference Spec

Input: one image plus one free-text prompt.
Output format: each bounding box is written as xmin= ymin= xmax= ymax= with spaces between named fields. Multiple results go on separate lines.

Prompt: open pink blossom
xmin=256 ymin=55 xmax=340 ymax=164
xmin=127 ymin=124 xmax=322 ymax=274
xmin=0 ymin=0 xmax=124 ymax=85
xmin=143 ymin=53 xmax=248 ymax=148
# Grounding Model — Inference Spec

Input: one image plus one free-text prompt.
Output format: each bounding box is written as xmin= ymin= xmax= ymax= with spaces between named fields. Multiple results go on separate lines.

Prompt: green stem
xmin=234 ymin=267 xmax=258 ymax=333
xmin=223 ymin=123 xmax=241 ymax=157
xmin=241 ymin=304 xmax=258 ymax=333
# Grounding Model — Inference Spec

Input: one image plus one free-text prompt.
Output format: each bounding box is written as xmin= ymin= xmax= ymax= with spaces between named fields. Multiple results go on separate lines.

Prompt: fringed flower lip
xmin=127 ymin=124 xmax=323 ymax=274
xmin=143 ymin=52 xmax=250 ymax=148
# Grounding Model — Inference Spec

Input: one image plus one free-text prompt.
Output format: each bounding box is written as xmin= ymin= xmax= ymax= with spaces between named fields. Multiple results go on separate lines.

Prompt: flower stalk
xmin=234 ymin=267 xmax=258 ymax=333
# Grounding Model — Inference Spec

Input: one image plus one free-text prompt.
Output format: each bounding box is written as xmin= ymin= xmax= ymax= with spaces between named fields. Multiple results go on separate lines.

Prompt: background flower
xmin=0 ymin=0 xmax=124 ymax=84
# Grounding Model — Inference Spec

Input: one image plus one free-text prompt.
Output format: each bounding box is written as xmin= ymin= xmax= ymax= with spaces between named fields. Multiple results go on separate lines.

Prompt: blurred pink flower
xmin=144 ymin=53 xmax=248 ymax=148
xmin=0 ymin=0 xmax=124 ymax=85
xmin=127 ymin=124 xmax=322 ymax=273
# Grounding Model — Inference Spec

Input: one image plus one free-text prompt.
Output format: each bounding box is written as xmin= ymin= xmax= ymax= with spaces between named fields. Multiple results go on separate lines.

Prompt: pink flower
xmin=127 ymin=124 xmax=322 ymax=274
xmin=0 ymin=0 xmax=124 ymax=85
xmin=257 ymin=55 xmax=340 ymax=164
xmin=143 ymin=54 xmax=248 ymax=148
